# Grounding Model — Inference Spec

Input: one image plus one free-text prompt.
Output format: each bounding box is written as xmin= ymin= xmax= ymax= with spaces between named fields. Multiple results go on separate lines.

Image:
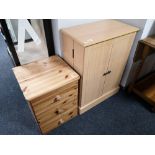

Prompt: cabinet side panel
xmin=81 ymin=40 xmax=113 ymax=107
xmin=74 ymin=42 xmax=85 ymax=76
xmin=62 ymin=33 xmax=74 ymax=67
xmin=74 ymin=42 xmax=85 ymax=107
xmin=103 ymin=32 xmax=136 ymax=94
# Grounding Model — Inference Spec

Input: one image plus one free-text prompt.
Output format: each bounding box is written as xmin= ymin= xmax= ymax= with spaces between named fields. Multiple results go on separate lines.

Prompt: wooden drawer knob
xmin=58 ymin=118 xmax=64 ymax=125
xmin=54 ymin=95 xmax=61 ymax=102
xmin=55 ymin=109 xmax=64 ymax=114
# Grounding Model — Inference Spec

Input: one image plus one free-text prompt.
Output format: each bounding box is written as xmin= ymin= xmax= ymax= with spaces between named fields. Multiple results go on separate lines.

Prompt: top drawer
xmin=30 ymin=81 xmax=78 ymax=106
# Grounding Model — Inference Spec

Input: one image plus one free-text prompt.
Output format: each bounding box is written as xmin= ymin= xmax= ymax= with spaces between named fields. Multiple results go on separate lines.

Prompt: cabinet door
xmin=103 ymin=33 xmax=136 ymax=94
xmin=81 ymin=40 xmax=113 ymax=106
xmin=62 ymin=33 xmax=74 ymax=67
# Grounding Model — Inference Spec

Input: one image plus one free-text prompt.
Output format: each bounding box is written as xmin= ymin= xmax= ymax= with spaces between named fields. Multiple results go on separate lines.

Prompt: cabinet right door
xmin=103 ymin=33 xmax=136 ymax=94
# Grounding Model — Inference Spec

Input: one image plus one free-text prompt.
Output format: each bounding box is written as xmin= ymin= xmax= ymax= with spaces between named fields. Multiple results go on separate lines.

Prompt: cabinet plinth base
xmin=79 ymin=87 xmax=120 ymax=114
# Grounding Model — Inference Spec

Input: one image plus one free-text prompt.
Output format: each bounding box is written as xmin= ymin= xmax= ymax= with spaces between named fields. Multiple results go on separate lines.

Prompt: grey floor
xmin=1 ymin=33 xmax=155 ymax=135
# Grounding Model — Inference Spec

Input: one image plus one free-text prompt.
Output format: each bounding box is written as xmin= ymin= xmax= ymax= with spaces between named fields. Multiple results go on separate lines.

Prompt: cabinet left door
xmin=62 ymin=33 xmax=74 ymax=67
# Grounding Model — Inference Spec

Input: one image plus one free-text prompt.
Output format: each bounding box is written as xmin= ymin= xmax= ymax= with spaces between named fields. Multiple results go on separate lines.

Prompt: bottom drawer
xmin=39 ymin=106 xmax=77 ymax=134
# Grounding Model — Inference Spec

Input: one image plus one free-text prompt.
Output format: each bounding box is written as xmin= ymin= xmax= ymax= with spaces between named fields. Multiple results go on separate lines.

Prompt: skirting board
xmin=79 ymin=87 xmax=120 ymax=114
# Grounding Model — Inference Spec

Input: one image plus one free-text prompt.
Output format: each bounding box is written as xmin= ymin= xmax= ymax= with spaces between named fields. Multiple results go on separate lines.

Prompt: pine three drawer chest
xmin=13 ymin=56 xmax=80 ymax=134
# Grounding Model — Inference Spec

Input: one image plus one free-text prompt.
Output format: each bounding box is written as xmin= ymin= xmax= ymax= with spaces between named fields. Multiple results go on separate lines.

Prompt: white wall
xmin=141 ymin=19 xmax=155 ymax=39
xmin=58 ymin=19 xmax=101 ymax=29
xmin=52 ymin=19 xmax=60 ymax=55
xmin=52 ymin=19 xmax=155 ymax=87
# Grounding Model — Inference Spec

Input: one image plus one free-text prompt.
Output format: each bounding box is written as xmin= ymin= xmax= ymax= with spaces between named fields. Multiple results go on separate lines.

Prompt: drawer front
xmin=30 ymin=81 xmax=78 ymax=133
xmin=32 ymin=86 xmax=78 ymax=116
xmin=30 ymin=81 xmax=78 ymax=106
xmin=37 ymin=98 xmax=77 ymax=124
xmin=40 ymin=106 xmax=77 ymax=134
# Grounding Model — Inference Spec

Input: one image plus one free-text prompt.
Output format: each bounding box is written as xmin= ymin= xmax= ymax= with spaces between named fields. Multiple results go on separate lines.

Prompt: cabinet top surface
xmin=12 ymin=56 xmax=80 ymax=101
xmin=61 ymin=20 xmax=139 ymax=47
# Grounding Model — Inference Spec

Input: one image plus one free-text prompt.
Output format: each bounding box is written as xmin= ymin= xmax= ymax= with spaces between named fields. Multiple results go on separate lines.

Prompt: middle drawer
xmin=31 ymin=82 xmax=78 ymax=123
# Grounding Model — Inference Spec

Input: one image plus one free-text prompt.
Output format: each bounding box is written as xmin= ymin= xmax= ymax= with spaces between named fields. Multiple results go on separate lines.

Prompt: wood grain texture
xmin=30 ymin=81 xmax=77 ymax=104
xmin=143 ymin=35 xmax=155 ymax=48
xmin=73 ymin=42 xmax=85 ymax=106
xmin=62 ymin=33 xmax=74 ymax=67
xmin=61 ymin=20 xmax=139 ymax=47
xmin=74 ymin=42 xmax=85 ymax=76
xmin=103 ymin=33 xmax=136 ymax=94
xmin=40 ymin=106 xmax=77 ymax=134
xmin=13 ymin=56 xmax=80 ymax=134
xmin=33 ymin=87 xmax=77 ymax=115
xmin=79 ymin=87 xmax=119 ymax=114
xmin=13 ymin=56 xmax=80 ymax=101
xmin=33 ymin=81 xmax=78 ymax=134
xmin=133 ymin=73 xmax=155 ymax=106
xmin=61 ymin=20 xmax=138 ymax=114
xmin=37 ymin=100 xmax=77 ymax=124
xmin=80 ymin=33 xmax=136 ymax=108
xmin=81 ymin=40 xmax=113 ymax=107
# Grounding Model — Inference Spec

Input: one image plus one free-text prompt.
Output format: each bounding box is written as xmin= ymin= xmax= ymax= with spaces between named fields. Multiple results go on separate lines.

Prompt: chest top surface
xmin=13 ymin=56 xmax=80 ymax=101
xmin=61 ymin=20 xmax=139 ymax=47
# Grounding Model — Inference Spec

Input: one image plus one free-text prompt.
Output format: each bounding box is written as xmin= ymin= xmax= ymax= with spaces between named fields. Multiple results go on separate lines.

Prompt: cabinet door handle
xmin=103 ymin=70 xmax=111 ymax=76
xmin=72 ymin=49 xmax=74 ymax=58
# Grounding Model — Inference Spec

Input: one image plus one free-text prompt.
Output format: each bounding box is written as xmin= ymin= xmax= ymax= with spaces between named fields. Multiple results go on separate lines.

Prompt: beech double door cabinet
xmin=61 ymin=20 xmax=139 ymax=114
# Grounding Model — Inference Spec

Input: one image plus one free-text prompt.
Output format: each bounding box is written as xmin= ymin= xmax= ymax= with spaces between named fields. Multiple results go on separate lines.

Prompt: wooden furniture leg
xmin=128 ymin=45 xmax=150 ymax=93
xmin=151 ymin=106 xmax=155 ymax=112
